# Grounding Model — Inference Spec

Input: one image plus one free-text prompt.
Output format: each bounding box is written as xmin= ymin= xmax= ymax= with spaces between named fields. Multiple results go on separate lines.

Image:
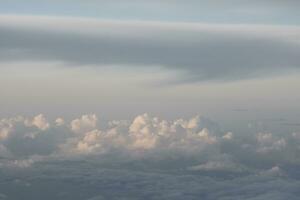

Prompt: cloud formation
xmin=0 ymin=113 xmax=300 ymax=171
xmin=1 ymin=113 xmax=300 ymax=199
xmin=24 ymin=114 xmax=50 ymax=131
xmin=1 ymin=15 xmax=300 ymax=83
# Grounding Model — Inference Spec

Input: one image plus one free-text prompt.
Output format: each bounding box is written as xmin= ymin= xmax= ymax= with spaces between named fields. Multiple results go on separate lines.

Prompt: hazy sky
xmin=1 ymin=1 xmax=300 ymax=199
xmin=1 ymin=1 xmax=300 ymax=131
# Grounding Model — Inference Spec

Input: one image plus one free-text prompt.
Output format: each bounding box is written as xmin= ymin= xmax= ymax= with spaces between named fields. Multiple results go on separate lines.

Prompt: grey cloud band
xmin=1 ymin=15 xmax=300 ymax=82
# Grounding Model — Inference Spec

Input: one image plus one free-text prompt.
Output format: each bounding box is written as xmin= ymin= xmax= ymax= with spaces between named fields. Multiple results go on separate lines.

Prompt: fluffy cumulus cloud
xmin=70 ymin=114 xmax=98 ymax=134
xmin=55 ymin=117 xmax=65 ymax=126
xmin=1 ymin=113 xmax=300 ymax=167
xmin=1 ymin=113 xmax=300 ymax=199
xmin=24 ymin=114 xmax=50 ymax=131
xmin=1 ymin=15 xmax=300 ymax=83
xmin=60 ymin=113 xmax=222 ymax=155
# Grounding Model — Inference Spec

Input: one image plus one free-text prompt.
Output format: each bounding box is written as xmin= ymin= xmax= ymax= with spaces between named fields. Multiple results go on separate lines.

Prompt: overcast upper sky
xmin=1 ymin=1 xmax=300 ymax=199
xmin=0 ymin=0 xmax=300 ymax=24
xmin=0 ymin=1 xmax=300 ymax=125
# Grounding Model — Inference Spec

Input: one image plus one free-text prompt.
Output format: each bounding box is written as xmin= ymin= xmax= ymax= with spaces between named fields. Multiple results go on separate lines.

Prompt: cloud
xmin=55 ymin=117 xmax=65 ymax=126
xmin=62 ymin=113 xmax=222 ymax=156
xmin=222 ymin=132 xmax=233 ymax=140
xmin=1 ymin=15 xmax=300 ymax=83
xmin=188 ymin=158 xmax=244 ymax=172
xmin=256 ymin=132 xmax=286 ymax=153
xmin=70 ymin=114 xmax=98 ymax=134
xmin=24 ymin=114 xmax=50 ymax=131
xmin=1 ymin=113 xmax=300 ymax=199
xmin=260 ymin=166 xmax=286 ymax=177
xmin=0 ymin=113 xmax=222 ymax=159
xmin=1 ymin=155 xmax=299 ymax=200
xmin=0 ymin=112 xmax=300 ymax=170
xmin=0 ymin=120 xmax=13 ymax=141
xmin=10 ymin=158 xmax=36 ymax=168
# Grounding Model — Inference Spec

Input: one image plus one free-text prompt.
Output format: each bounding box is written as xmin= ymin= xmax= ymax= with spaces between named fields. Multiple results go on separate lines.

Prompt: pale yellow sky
xmin=1 ymin=61 xmax=300 ymax=128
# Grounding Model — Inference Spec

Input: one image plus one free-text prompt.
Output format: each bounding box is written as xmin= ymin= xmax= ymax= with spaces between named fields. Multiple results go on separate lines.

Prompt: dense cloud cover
xmin=1 ymin=113 xmax=300 ymax=199
xmin=1 ymin=15 xmax=300 ymax=83
xmin=1 ymin=2 xmax=300 ymax=199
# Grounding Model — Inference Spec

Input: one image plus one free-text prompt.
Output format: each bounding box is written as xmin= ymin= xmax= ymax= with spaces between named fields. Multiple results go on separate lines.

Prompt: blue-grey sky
xmin=1 ymin=1 xmax=300 ymax=199
xmin=0 ymin=14 xmax=299 ymax=127
xmin=0 ymin=0 xmax=299 ymax=136
xmin=0 ymin=0 xmax=300 ymax=25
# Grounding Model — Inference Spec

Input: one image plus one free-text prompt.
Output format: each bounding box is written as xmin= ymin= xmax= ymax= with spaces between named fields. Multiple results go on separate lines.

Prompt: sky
xmin=1 ymin=1 xmax=300 ymax=199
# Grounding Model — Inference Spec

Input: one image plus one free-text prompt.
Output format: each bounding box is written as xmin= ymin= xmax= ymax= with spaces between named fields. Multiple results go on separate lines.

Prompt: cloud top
xmin=1 ymin=113 xmax=300 ymax=199
xmin=0 ymin=113 xmax=300 ymax=174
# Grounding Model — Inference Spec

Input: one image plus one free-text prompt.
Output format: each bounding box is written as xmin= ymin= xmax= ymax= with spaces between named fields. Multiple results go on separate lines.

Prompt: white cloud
xmin=1 ymin=112 xmax=300 ymax=199
xmin=0 ymin=112 xmax=300 ymax=178
xmin=24 ymin=114 xmax=50 ymax=131
xmin=55 ymin=117 xmax=65 ymax=126
xmin=197 ymin=128 xmax=217 ymax=144
xmin=0 ymin=116 xmax=23 ymax=140
xmin=62 ymin=114 xmax=221 ymax=155
xmin=70 ymin=114 xmax=97 ymax=134
xmin=76 ymin=130 xmax=102 ymax=152
xmin=188 ymin=160 xmax=242 ymax=172
xmin=0 ymin=122 xmax=12 ymax=141
xmin=223 ymin=132 xmax=233 ymax=140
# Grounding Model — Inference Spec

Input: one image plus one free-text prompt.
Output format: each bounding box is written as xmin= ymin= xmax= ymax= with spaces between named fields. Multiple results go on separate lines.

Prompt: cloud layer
xmin=1 ymin=113 xmax=300 ymax=172
xmin=1 ymin=113 xmax=300 ymax=199
xmin=0 ymin=113 xmax=221 ymax=158
xmin=1 ymin=15 xmax=300 ymax=82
